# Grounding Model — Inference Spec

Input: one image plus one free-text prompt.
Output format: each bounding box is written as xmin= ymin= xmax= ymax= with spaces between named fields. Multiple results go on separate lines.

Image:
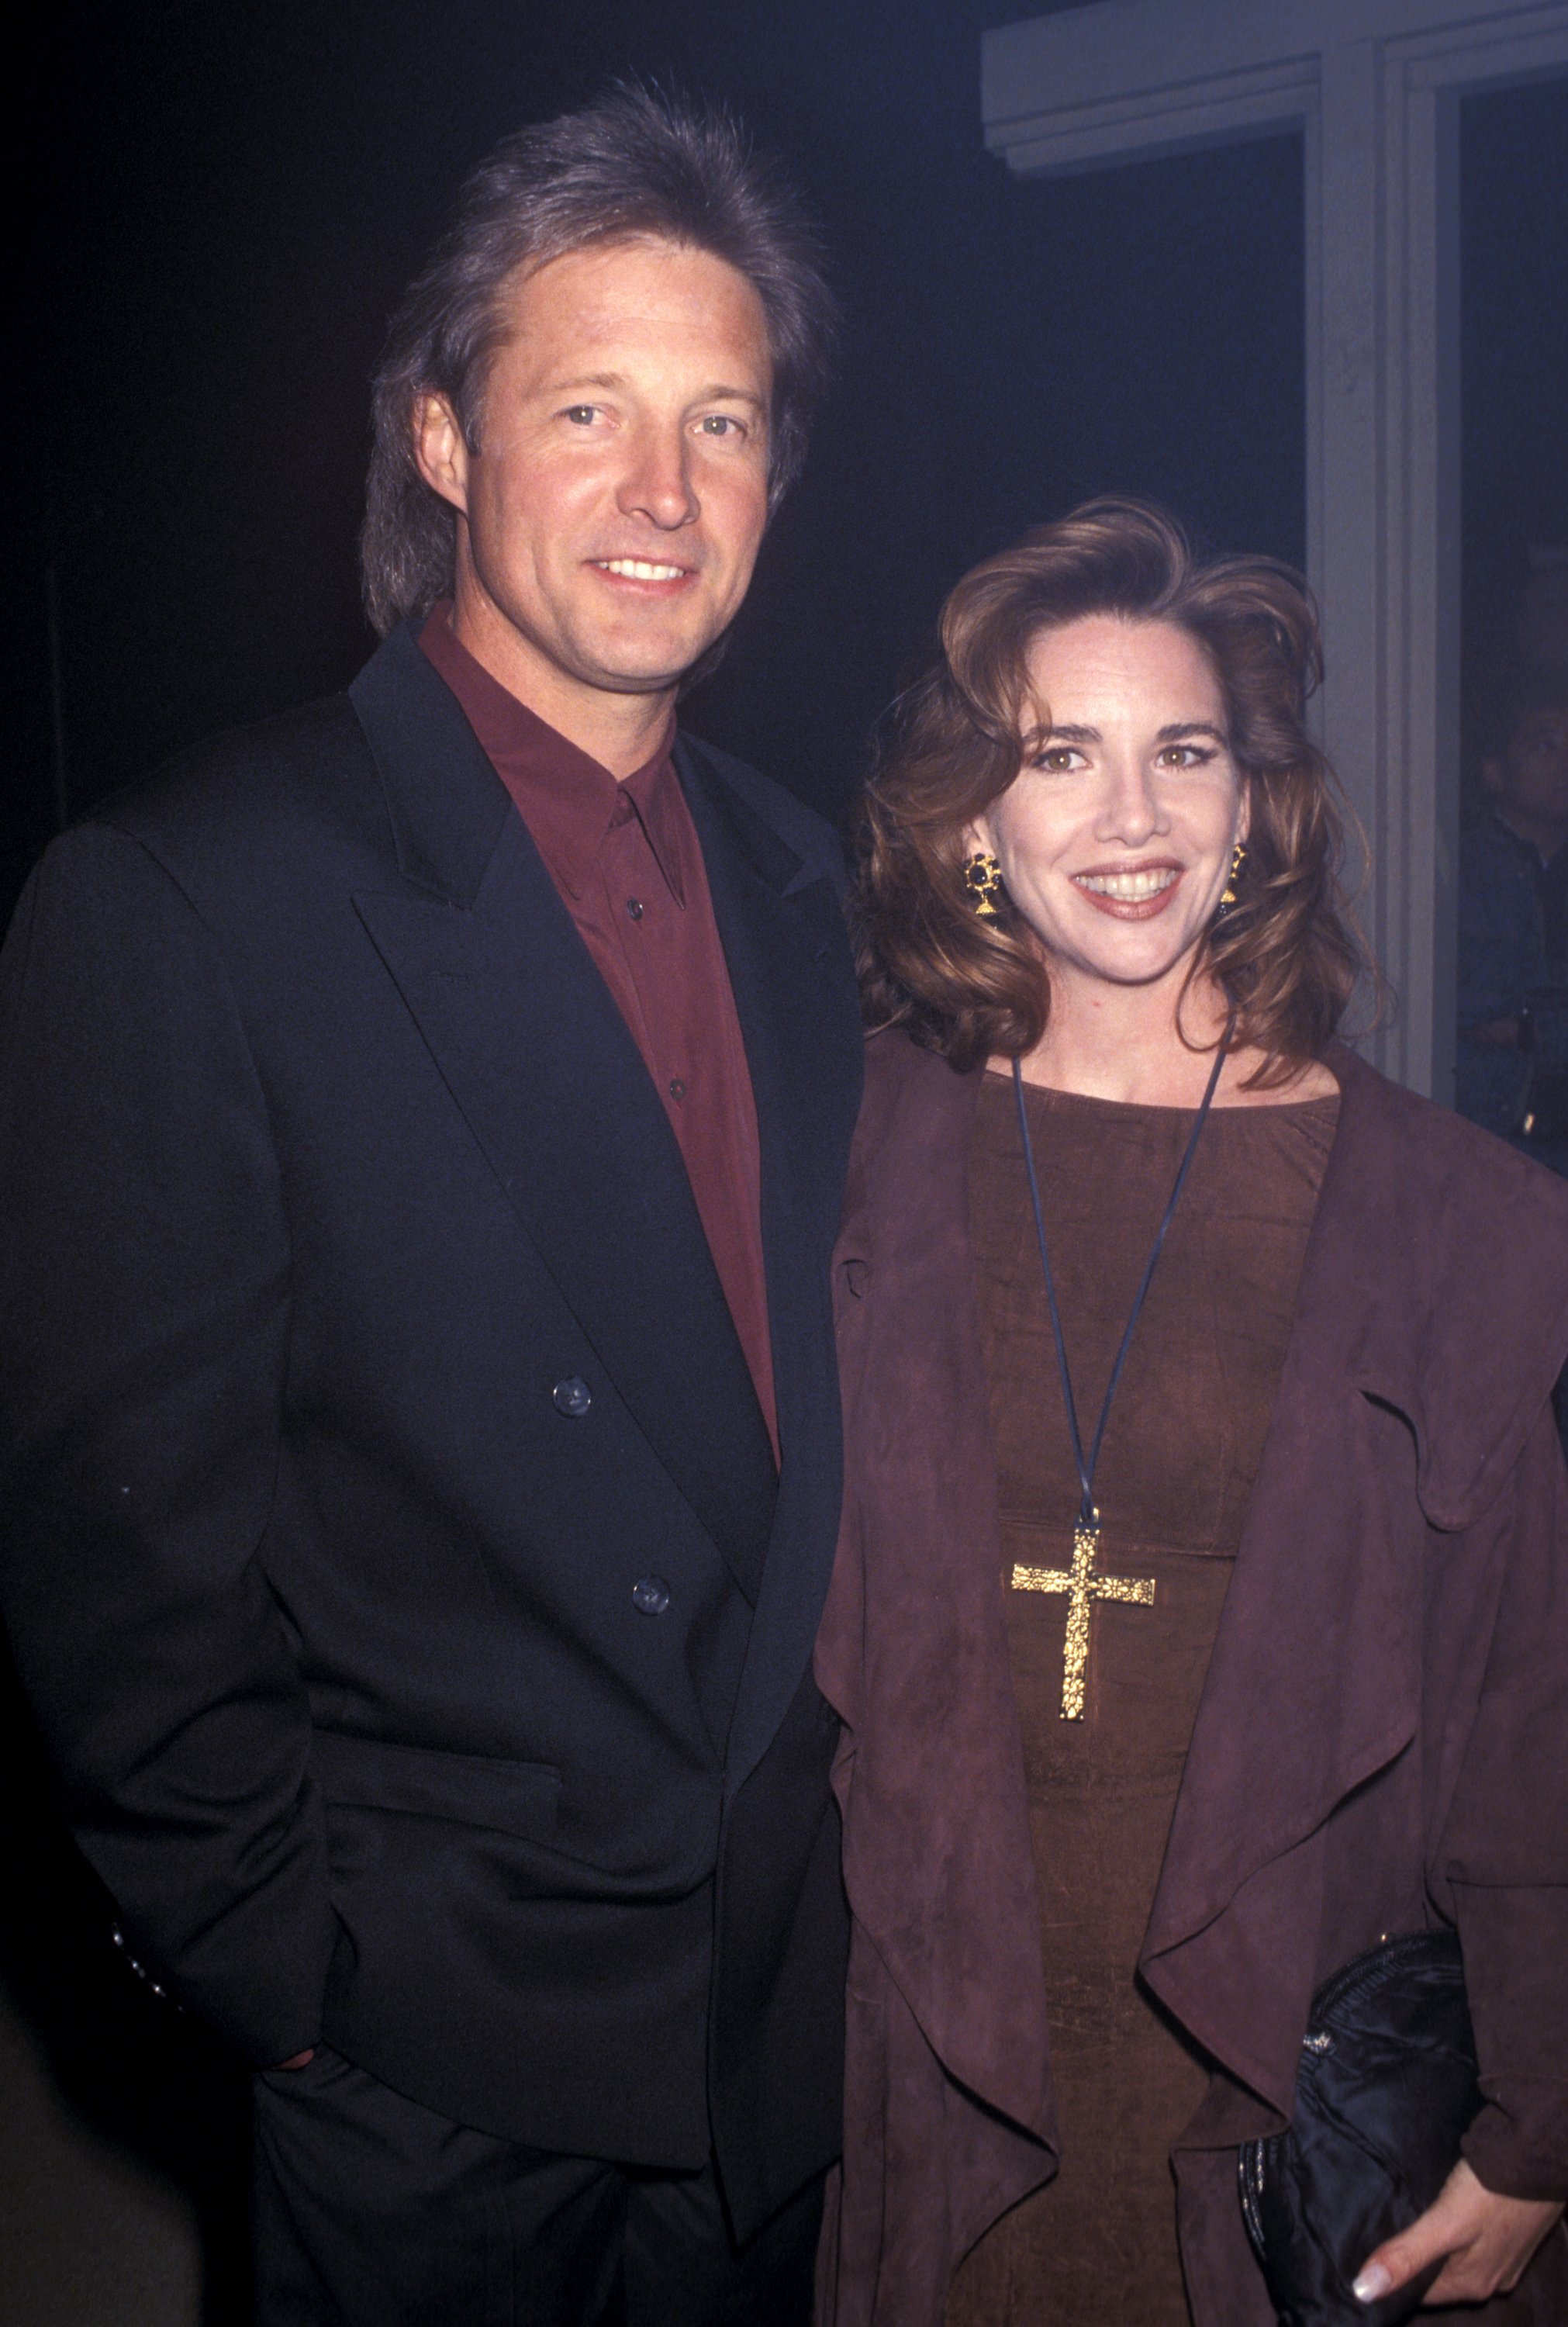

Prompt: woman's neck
xmin=1005 ymin=972 xmax=1335 ymax=1107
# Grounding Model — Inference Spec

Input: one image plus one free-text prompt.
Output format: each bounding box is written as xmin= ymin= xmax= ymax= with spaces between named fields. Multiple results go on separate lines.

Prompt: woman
xmin=814 ymin=501 xmax=1568 ymax=2325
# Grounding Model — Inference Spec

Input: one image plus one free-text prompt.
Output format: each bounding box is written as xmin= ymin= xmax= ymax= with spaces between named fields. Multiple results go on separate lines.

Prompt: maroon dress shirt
xmin=419 ymin=606 xmax=778 ymax=1459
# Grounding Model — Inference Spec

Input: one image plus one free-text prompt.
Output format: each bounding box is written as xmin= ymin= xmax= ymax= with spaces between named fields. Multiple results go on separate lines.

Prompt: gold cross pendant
xmin=1012 ymin=1517 xmax=1156 ymax=1719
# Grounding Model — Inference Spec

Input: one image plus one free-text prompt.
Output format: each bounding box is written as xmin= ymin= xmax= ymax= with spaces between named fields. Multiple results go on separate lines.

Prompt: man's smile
xmin=590 ymin=557 xmax=694 ymax=586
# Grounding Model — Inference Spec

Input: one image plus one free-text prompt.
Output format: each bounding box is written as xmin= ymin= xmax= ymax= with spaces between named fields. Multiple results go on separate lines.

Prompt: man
xmin=1457 ymin=669 xmax=1568 ymax=1166
xmin=0 ymin=88 xmax=862 ymax=2325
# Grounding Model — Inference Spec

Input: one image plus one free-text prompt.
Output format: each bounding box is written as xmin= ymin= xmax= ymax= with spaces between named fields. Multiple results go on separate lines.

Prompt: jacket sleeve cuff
xmin=1463 ymin=2094 xmax=1568 ymax=2204
xmin=97 ymin=1800 xmax=337 ymax=2068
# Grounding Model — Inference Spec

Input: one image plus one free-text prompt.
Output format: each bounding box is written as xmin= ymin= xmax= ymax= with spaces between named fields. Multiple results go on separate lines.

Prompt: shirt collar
xmin=1490 ymin=806 xmax=1568 ymax=875
xmin=417 ymin=603 xmax=682 ymax=904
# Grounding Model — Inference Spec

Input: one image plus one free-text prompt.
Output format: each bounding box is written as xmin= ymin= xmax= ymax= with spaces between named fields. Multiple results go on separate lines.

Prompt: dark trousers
xmin=250 ymin=2045 xmax=823 ymax=2327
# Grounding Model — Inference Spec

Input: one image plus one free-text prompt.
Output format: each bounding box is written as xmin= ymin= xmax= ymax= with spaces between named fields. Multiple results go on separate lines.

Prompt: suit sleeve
xmin=1438 ymin=1406 xmax=1568 ymax=2201
xmin=1456 ymin=833 xmax=1541 ymax=1032
xmin=0 ymin=823 xmax=332 ymax=2062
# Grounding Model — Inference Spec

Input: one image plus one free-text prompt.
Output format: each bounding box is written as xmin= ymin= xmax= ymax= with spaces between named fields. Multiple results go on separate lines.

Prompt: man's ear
xmin=414 ymin=394 xmax=470 ymax=514
xmin=1480 ymin=755 xmax=1506 ymax=802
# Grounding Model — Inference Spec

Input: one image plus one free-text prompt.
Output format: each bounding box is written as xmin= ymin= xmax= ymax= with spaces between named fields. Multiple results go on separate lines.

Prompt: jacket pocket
xmin=310 ymin=1731 xmax=561 ymax=1841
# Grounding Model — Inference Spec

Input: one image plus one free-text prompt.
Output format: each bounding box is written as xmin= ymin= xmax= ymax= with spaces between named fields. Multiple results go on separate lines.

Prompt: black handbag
xmin=1238 ymin=1931 xmax=1480 ymax=2326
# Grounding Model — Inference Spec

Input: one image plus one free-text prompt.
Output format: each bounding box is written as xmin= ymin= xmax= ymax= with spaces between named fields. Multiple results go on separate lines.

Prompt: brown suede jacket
xmin=815 ymin=1030 xmax=1568 ymax=2327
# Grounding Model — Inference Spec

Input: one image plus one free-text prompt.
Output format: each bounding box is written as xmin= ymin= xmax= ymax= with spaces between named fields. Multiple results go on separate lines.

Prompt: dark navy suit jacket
xmin=0 ymin=622 xmax=864 ymax=2233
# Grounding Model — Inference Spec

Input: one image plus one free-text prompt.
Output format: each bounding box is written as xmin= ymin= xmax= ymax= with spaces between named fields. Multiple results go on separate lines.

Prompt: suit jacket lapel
xmin=675 ymin=739 xmax=864 ymax=1793
xmin=348 ymin=630 xmax=776 ymax=1596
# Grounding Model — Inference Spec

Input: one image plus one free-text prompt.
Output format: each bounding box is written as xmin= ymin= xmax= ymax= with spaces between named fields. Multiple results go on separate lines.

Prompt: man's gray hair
xmin=361 ymin=85 xmax=836 ymax=636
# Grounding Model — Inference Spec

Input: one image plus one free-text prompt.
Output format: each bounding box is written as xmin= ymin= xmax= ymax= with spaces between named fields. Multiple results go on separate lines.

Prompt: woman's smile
xmin=1072 ymin=860 xmax=1184 ymax=917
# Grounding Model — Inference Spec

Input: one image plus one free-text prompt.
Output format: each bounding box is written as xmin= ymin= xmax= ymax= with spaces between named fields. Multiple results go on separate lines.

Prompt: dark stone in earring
xmin=964 ymin=851 xmax=1005 ymax=919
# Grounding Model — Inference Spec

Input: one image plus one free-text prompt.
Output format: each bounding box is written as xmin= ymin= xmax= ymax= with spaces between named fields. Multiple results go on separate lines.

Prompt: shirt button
xmin=668 ymin=1077 xmax=685 ymax=1101
xmin=626 ymin=898 xmax=644 ymax=921
xmin=552 ymin=1377 xmax=592 ymax=1418
xmin=632 ymin=1575 xmax=672 ymax=1616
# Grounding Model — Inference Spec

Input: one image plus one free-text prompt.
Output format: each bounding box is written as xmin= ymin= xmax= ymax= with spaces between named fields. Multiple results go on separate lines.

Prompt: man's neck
xmin=447 ymin=592 xmax=675 ymax=780
xmin=1495 ymin=803 xmax=1568 ymax=863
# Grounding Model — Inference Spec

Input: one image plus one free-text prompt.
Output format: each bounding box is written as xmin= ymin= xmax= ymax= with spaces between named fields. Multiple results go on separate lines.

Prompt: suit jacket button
xmin=553 ymin=1377 xmax=592 ymax=1418
xmin=631 ymin=1575 xmax=671 ymax=1616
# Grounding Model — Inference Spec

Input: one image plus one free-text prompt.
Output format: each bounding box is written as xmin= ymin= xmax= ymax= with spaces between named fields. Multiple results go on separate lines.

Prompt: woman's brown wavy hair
xmin=855 ymin=497 xmax=1370 ymax=1082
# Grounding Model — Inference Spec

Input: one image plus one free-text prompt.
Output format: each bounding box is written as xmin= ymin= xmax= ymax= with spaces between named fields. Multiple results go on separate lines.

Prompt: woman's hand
xmin=1352 ymin=2159 xmax=1563 ymax=2307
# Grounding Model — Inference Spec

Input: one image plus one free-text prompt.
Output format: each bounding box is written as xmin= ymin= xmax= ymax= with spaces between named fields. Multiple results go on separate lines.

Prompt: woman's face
xmin=967 ymin=614 xmax=1249 ymax=998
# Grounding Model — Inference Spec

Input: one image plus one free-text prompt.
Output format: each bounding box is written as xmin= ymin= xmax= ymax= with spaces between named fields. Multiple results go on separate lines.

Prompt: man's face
xmin=419 ymin=237 xmax=773 ymax=707
xmin=1486 ymin=705 xmax=1568 ymax=832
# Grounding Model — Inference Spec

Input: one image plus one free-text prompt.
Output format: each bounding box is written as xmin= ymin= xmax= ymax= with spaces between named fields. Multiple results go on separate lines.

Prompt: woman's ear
xmin=1236 ymin=783 xmax=1252 ymax=847
xmin=962 ymin=815 xmax=996 ymax=860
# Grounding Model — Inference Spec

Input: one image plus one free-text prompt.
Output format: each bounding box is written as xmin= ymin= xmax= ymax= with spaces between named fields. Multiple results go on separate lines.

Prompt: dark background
xmin=7 ymin=2 xmax=1566 ymax=2316
xmin=1461 ymin=72 xmax=1568 ymax=774
xmin=13 ymin=0 xmax=1310 ymax=925
xmin=18 ymin=14 xmax=1568 ymax=919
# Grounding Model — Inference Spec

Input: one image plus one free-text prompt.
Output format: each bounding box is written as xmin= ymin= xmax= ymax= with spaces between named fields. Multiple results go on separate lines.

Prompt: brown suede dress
xmin=947 ymin=1071 xmax=1340 ymax=2327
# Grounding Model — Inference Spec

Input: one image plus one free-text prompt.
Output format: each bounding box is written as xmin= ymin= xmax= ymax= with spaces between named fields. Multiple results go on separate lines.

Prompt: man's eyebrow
xmin=546 ymin=373 xmax=630 ymax=395
xmin=692 ymin=383 xmax=767 ymax=408
xmin=542 ymin=375 xmax=766 ymax=410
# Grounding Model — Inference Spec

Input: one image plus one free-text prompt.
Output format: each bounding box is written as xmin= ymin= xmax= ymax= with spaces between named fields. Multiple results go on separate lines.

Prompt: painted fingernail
xmin=1352 ymin=2264 xmax=1394 ymax=2303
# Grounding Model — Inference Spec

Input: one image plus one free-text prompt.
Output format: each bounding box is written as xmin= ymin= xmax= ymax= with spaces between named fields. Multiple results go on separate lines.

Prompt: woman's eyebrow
xmin=1155 ymin=721 xmax=1228 ymax=743
xmin=1034 ymin=721 xmax=1230 ymax=745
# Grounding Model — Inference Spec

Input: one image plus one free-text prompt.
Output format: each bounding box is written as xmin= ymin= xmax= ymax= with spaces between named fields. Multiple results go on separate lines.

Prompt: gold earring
xmin=963 ymin=851 xmax=1004 ymax=919
xmin=1219 ymin=840 xmax=1246 ymax=911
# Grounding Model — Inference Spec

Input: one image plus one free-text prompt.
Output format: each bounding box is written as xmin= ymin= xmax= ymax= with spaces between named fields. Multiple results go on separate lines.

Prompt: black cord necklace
xmin=1009 ymin=1011 xmax=1235 ymax=1718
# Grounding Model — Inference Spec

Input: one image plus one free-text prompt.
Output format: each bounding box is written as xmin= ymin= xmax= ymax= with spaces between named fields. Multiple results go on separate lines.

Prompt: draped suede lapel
xmin=675 ymin=738 xmax=865 ymax=1794
xmin=1143 ymin=1051 xmax=1418 ymax=1952
xmin=347 ymin=628 xmax=776 ymax=1599
xmin=1141 ymin=1044 xmax=1568 ymax=2112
